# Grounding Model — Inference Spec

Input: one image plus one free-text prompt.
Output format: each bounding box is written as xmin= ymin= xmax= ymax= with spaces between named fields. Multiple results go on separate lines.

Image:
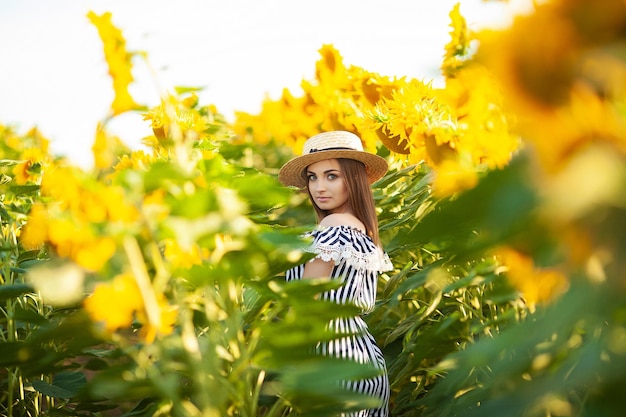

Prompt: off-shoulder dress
xmin=285 ymin=225 xmax=393 ymax=417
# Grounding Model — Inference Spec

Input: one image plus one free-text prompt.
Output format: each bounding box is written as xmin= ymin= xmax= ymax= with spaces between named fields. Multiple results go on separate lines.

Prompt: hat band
xmin=308 ymin=146 xmax=354 ymax=153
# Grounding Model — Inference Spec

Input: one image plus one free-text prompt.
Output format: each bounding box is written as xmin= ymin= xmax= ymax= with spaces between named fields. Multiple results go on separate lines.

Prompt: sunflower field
xmin=2 ymin=0 xmax=626 ymax=416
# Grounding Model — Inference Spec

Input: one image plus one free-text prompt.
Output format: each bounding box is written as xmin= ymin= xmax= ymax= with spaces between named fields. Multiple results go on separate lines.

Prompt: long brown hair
xmin=303 ymin=158 xmax=381 ymax=246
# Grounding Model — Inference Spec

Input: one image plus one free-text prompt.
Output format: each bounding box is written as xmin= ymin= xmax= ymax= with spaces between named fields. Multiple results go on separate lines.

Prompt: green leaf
xmin=13 ymin=306 xmax=48 ymax=325
xmin=143 ymin=160 xmax=192 ymax=193
xmin=167 ymin=188 xmax=219 ymax=218
xmin=32 ymin=371 xmax=87 ymax=399
xmin=116 ymin=398 xmax=158 ymax=416
xmin=17 ymin=249 xmax=42 ymax=264
xmin=9 ymin=184 xmax=40 ymax=195
xmin=0 ymin=283 xmax=34 ymax=302
xmin=406 ymin=154 xmax=538 ymax=256
xmin=279 ymin=357 xmax=384 ymax=416
xmin=230 ymin=169 xmax=292 ymax=212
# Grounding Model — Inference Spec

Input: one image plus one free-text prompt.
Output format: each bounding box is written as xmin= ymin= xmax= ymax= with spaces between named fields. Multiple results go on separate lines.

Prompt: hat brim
xmin=278 ymin=149 xmax=388 ymax=188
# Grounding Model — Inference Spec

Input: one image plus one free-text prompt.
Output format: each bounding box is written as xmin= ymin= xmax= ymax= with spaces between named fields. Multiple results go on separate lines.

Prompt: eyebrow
xmin=306 ymin=168 xmax=341 ymax=175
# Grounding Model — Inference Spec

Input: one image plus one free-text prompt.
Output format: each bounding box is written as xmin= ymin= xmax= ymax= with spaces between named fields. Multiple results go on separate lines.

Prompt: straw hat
xmin=278 ymin=131 xmax=388 ymax=188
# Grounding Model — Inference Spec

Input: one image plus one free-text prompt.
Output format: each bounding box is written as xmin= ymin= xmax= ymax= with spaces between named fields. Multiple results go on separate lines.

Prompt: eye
xmin=307 ymin=173 xmax=317 ymax=181
xmin=327 ymin=173 xmax=338 ymax=180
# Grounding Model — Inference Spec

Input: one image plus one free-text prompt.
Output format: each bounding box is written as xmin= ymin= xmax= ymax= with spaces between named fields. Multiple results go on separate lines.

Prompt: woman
xmin=278 ymin=130 xmax=393 ymax=417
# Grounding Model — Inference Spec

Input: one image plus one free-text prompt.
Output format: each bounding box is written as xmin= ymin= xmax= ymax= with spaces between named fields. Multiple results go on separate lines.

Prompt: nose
xmin=310 ymin=178 xmax=326 ymax=192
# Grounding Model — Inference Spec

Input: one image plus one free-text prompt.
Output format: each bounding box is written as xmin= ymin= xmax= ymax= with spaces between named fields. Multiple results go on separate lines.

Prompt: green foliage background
xmin=2 ymin=1 xmax=626 ymax=416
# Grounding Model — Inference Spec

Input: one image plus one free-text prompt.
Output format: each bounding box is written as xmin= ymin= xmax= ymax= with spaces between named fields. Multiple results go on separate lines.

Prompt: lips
xmin=316 ymin=197 xmax=331 ymax=203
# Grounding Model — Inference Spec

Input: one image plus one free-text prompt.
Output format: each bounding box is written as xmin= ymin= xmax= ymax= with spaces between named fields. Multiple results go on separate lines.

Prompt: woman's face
xmin=306 ymin=159 xmax=351 ymax=214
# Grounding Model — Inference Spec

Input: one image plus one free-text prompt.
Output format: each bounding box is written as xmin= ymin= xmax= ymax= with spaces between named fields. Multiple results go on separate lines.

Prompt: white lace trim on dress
xmin=304 ymin=226 xmax=393 ymax=273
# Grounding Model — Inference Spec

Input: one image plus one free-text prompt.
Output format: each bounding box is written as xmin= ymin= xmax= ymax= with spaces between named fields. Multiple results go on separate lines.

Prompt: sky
xmin=0 ymin=0 xmax=532 ymax=168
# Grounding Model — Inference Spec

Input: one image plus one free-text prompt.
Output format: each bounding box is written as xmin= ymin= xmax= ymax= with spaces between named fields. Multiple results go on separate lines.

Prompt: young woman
xmin=278 ymin=130 xmax=393 ymax=417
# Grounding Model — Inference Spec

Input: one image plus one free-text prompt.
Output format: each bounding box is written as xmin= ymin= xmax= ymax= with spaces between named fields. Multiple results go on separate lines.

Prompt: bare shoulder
xmin=320 ymin=213 xmax=365 ymax=232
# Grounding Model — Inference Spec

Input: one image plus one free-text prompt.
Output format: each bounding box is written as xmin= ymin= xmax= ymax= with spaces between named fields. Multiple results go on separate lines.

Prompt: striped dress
xmin=286 ymin=225 xmax=393 ymax=417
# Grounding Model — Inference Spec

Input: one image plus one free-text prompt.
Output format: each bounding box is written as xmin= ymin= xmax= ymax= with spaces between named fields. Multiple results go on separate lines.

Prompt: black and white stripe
xmin=286 ymin=225 xmax=393 ymax=417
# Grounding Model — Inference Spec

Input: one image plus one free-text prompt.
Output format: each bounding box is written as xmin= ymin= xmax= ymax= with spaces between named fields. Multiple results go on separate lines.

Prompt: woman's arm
xmin=303 ymin=213 xmax=364 ymax=279
xmin=302 ymin=257 xmax=334 ymax=279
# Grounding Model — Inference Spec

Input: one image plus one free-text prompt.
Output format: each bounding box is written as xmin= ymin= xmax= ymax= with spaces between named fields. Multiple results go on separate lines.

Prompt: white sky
xmin=0 ymin=0 xmax=532 ymax=168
